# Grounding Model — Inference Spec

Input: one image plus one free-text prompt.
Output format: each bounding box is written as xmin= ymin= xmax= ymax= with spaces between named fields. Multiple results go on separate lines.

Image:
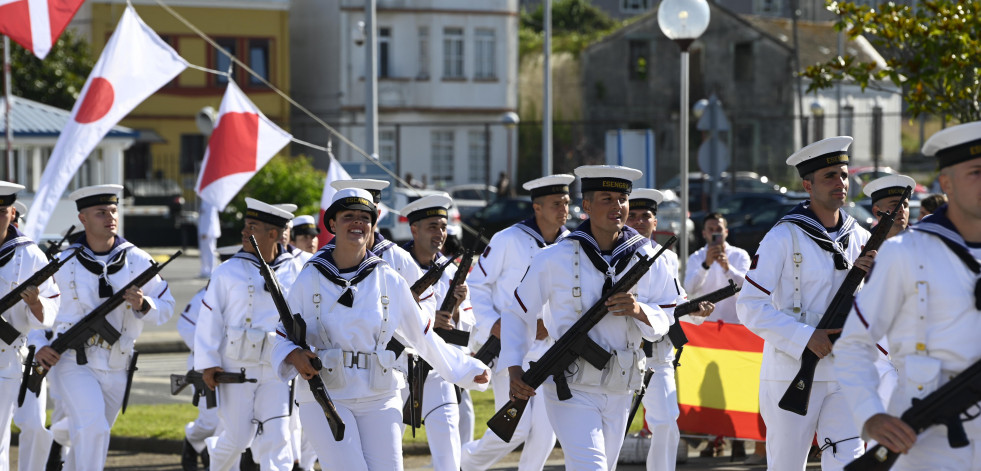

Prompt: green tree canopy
xmin=802 ymin=0 xmax=981 ymax=122
xmin=10 ymin=29 xmax=94 ymax=110
xmin=223 ymin=155 xmax=326 ymax=229
xmin=521 ymin=0 xmax=617 ymax=34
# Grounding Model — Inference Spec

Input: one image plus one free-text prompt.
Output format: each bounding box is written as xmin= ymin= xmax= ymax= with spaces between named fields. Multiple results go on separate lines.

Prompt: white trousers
xmin=50 ymin=359 xmax=126 ymax=471
xmin=185 ymin=388 xmax=220 ymax=453
xmin=459 ymin=388 xmax=474 ymax=445
xmin=759 ymin=380 xmax=863 ymax=471
xmin=542 ymin=384 xmax=632 ymax=471
xmin=288 ymin=400 xmax=319 ymax=470
xmin=423 ymin=372 xmax=462 ymax=471
xmin=642 ymin=362 xmax=680 ymax=471
xmin=13 ymin=376 xmax=52 ymax=471
xmin=301 ymin=393 xmax=404 ymax=471
xmin=461 ymin=367 xmax=556 ymax=471
xmin=206 ymin=365 xmax=292 ymax=471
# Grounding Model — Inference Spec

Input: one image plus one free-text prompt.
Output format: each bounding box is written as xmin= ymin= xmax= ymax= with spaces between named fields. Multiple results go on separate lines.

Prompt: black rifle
xmin=16 ymin=345 xmax=34 ymax=406
xmin=401 ymin=353 xmax=424 ymax=434
xmin=486 ymin=236 xmax=677 ymax=442
xmin=410 ymin=255 xmax=457 ymax=298
xmin=0 ymin=247 xmax=80 ymax=345
xmin=779 ymin=186 xmax=912 ymax=416
xmin=248 ymin=236 xmax=345 ymax=441
xmin=20 ymin=251 xmax=181 ymax=401
xmin=170 ymin=368 xmax=258 ymax=409
xmin=434 ymin=234 xmax=482 ymax=347
xmin=120 ymin=350 xmax=139 ymax=414
xmin=624 ymin=369 xmax=654 ymax=437
xmin=474 ymin=335 xmax=501 ymax=366
xmin=844 ymin=357 xmax=981 ymax=471
xmin=44 ymin=225 xmax=75 ymax=261
xmin=666 ymin=279 xmax=741 ymax=348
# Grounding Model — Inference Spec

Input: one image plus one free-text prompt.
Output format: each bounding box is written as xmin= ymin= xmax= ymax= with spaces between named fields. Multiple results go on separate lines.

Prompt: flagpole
xmin=3 ymin=36 xmax=12 ymax=180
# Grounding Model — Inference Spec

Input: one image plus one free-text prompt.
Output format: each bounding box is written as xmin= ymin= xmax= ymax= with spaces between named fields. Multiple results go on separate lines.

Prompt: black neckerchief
xmin=308 ymin=247 xmax=384 ymax=308
xmin=778 ymin=201 xmax=856 ymax=270
xmin=400 ymin=240 xmax=449 ymax=271
xmin=566 ymin=220 xmax=649 ymax=294
xmin=69 ymin=233 xmax=134 ymax=298
xmin=515 ymin=217 xmax=570 ymax=248
xmin=370 ymin=231 xmax=395 ymax=256
xmin=0 ymin=224 xmax=33 ymax=268
xmin=914 ymin=205 xmax=981 ymax=309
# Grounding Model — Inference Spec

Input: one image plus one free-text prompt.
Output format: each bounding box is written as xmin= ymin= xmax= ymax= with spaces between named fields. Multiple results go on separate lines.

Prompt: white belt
xmin=343 ymin=351 xmax=370 ymax=369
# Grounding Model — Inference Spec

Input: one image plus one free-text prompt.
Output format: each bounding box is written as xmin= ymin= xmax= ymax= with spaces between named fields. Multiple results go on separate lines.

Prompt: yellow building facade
xmin=81 ymin=0 xmax=290 ymax=200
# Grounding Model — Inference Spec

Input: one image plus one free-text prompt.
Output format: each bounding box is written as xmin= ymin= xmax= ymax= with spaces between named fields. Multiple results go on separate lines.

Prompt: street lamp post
xmin=658 ymin=0 xmax=710 ymax=279
xmin=502 ymin=112 xmax=519 ymax=197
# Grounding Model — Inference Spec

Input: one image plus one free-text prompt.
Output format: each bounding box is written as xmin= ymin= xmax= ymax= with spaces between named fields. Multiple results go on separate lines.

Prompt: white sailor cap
xmin=330 ymin=179 xmax=390 ymax=203
xmin=863 ymin=174 xmax=916 ymax=204
xmin=12 ymin=201 xmax=27 ymax=217
xmin=217 ymin=244 xmax=241 ymax=261
xmin=244 ymin=197 xmax=295 ymax=228
xmin=786 ymin=136 xmax=853 ymax=177
xmin=522 ymin=174 xmax=575 ymax=199
xmin=274 ymin=203 xmax=298 ymax=213
xmin=629 ymin=188 xmax=665 ymax=213
xmin=323 ymin=188 xmax=377 ymax=233
xmin=400 ymin=193 xmax=452 ymax=225
xmin=574 ymin=165 xmax=642 ymax=195
xmin=291 ymin=215 xmax=319 ymax=237
xmin=0 ymin=181 xmax=25 ymax=207
xmin=69 ymin=184 xmax=124 ymax=211
xmin=921 ymin=121 xmax=981 ymax=169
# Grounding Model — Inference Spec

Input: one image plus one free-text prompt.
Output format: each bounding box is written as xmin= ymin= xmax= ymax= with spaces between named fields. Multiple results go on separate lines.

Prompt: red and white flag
xmin=195 ymin=81 xmax=291 ymax=210
xmin=0 ymin=0 xmax=86 ymax=59
xmin=316 ymin=152 xmax=351 ymax=246
xmin=23 ymin=5 xmax=187 ymax=241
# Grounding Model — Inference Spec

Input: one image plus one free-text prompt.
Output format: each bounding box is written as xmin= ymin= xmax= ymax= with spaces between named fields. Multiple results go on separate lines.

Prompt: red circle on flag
xmin=74 ymin=78 xmax=115 ymax=124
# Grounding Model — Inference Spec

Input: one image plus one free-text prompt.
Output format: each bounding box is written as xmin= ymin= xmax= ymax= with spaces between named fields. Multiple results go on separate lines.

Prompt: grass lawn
xmin=19 ymin=387 xmax=647 ymax=443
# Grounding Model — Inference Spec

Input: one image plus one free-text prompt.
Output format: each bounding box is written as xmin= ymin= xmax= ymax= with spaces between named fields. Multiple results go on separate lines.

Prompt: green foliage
xmin=802 ymin=0 xmax=981 ymax=122
xmin=521 ymin=0 xmax=618 ymax=34
xmin=223 ymin=155 xmax=326 ymax=227
xmin=9 ymin=29 xmax=95 ymax=110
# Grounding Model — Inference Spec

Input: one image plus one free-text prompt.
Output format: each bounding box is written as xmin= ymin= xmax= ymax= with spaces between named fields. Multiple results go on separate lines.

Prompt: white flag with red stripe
xmin=195 ymin=81 xmax=292 ymax=210
xmin=0 ymin=0 xmax=86 ymax=59
xmin=23 ymin=5 xmax=187 ymax=241
xmin=316 ymin=152 xmax=351 ymax=246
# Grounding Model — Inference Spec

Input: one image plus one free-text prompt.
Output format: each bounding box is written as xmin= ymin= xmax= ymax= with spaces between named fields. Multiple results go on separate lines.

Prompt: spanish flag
xmin=676 ymin=320 xmax=766 ymax=441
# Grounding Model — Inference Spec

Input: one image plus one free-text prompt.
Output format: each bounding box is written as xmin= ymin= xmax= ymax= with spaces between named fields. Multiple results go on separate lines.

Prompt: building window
xmin=215 ymin=38 xmax=237 ymax=84
xmin=628 ymin=40 xmax=649 ymax=81
xmin=443 ymin=28 xmax=464 ymax=79
xmin=248 ymin=39 xmax=270 ymax=86
xmin=468 ymin=130 xmax=488 ymax=183
xmin=378 ymin=27 xmax=391 ymax=78
xmin=754 ymin=0 xmax=782 ymax=15
xmin=841 ymin=105 xmax=854 ymax=138
xmin=431 ymin=130 xmax=454 ymax=183
xmin=733 ymin=42 xmax=754 ymax=82
xmin=621 ymin=0 xmax=652 ymax=13
xmin=474 ymin=29 xmax=496 ymax=79
xmin=417 ymin=27 xmax=430 ymax=79
xmin=181 ymin=134 xmax=207 ymax=173
xmin=379 ymin=129 xmax=396 ymax=163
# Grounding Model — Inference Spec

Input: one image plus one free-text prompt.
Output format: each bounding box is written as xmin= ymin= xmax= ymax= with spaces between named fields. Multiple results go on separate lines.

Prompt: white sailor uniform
xmin=176 ymin=288 xmax=220 ymax=457
xmin=462 ymin=220 xmax=564 ymax=471
xmin=0 ymin=229 xmax=60 ymax=471
xmin=270 ymin=249 xmax=488 ymax=471
xmin=684 ymin=243 xmax=751 ymax=324
xmin=735 ymin=205 xmax=869 ymax=470
xmin=194 ymin=247 xmax=301 ymax=471
xmin=50 ymin=237 xmax=175 ymax=471
xmin=500 ymin=224 xmax=675 ymax=471
xmin=835 ymin=209 xmax=981 ymax=470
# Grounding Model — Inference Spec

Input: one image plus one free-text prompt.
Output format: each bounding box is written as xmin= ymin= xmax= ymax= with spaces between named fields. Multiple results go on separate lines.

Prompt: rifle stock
xmin=434 ymin=232 xmax=482 ymax=346
xmin=474 ymin=335 xmax=501 ymax=366
xmin=844 ymin=358 xmax=981 ymax=471
xmin=486 ymin=237 xmax=677 ymax=442
xmin=666 ymin=279 xmax=741 ymax=348
xmin=779 ymin=186 xmax=912 ymax=416
xmin=0 ymin=247 xmax=80 ymax=345
xmin=410 ymin=255 xmax=457 ymax=298
xmin=44 ymin=225 xmax=75 ymax=261
xmin=170 ymin=369 xmax=258 ymax=409
xmin=22 ymin=251 xmax=181 ymax=397
xmin=248 ymin=236 xmax=345 ymax=441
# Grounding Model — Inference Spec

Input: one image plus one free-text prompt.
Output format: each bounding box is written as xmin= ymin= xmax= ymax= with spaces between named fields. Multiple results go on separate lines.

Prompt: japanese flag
xmin=195 ymin=81 xmax=292 ymax=210
xmin=23 ymin=5 xmax=187 ymax=241
xmin=0 ymin=0 xmax=87 ymax=59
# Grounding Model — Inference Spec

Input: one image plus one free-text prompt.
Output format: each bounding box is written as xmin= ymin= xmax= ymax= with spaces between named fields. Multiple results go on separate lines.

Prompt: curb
xmin=99 ymin=435 xmax=434 ymax=456
xmin=138 ymin=340 xmax=190 ymax=355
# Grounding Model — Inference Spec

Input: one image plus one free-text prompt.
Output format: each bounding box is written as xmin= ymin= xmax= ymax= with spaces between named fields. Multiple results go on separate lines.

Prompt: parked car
xmin=690 ymin=192 xmax=807 ymax=247
xmin=446 ymin=184 xmax=497 ymax=220
xmin=377 ymin=188 xmax=462 ymax=245
xmin=461 ymin=197 xmax=535 ymax=250
xmin=664 ymin=171 xmax=788 ymax=212
xmin=121 ymin=179 xmax=188 ymax=246
xmin=727 ymin=201 xmax=874 ymax=255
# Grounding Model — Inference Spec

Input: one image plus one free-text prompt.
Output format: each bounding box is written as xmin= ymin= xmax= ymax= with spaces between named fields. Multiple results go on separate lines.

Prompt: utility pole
xmin=542 ymin=0 xmax=552 ymax=177
xmin=365 ymin=0 xmax=378 ymax=158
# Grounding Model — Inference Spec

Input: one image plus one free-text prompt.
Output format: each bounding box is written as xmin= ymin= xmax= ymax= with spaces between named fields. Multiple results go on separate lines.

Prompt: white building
xmin=290 ymin=0 xmax=519 ymax=189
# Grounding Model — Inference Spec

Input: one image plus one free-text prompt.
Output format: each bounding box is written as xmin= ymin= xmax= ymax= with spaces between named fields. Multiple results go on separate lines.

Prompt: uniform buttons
xmin=245 ymin=318 xmax=252 ymax=323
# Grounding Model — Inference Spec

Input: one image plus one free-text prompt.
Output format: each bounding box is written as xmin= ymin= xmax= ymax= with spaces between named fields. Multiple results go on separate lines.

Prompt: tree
xmin=222 ymin=155 xmax=326 ymax=230
xmin=521 ymin=0 xmax=617 ymax=34
xmin=9 ymin=29 xmax=94 ymax=110
xmin=802 ymin=0 xmax=981 ymax=122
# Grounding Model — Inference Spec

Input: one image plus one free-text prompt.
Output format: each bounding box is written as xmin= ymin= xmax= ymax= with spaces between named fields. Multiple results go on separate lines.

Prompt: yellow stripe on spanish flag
xmin=676 ymin=321 xmax=767 ymax=441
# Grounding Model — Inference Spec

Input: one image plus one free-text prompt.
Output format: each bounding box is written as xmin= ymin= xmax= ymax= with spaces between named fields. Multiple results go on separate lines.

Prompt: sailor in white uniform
xmin=291 ymin=215 xmax=320 ymax=258
xmin=835 ymin=121 xmax=981 ymax=470
xmin=626 ymin=188 xmax=713 ymax=471
xmin=504 ymin=166 xmax=676 ymax=471
xmin=0 ymin=183 xmax=60 ymax=471
xmin=461 ymin=174 xmax=572 ymax=471
xmin=272 ymin=189 xmax=490 ymax=471
xmin=735 ymin=137 xmax=876 ymax=471
xmin=36 ymin=184 xmax=175 ymax=471
xmin=194 ymin=198 xmax=300 ymax=470
xmin=865 ymin=174 xmax=916 ymax=239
